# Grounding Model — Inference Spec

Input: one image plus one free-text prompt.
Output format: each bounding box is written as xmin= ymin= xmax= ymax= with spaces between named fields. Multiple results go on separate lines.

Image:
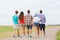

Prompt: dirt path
xmin=0 ymin=27 xmax=60 ymax=40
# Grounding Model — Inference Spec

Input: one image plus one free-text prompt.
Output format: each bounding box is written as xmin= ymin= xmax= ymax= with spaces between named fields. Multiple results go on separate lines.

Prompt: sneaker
xmin=39 ymin=34 xmax=45 ymax=37
xmin=18 ymin=35 xmax=20 ymax=37
xmin=25 ymin=35 xmax=29 ymax=38
xmin=34 ymin=36 xmax=38 ymax=38
xmin=13 ymin=36 xmax=15 ymax=38
xmin=18 ymin=35 xmax=22 ymax=38
xmin=38 ymin=35 xmax=41 ymax=38
xmin=29 ymin=35 xmax=32 ymax=38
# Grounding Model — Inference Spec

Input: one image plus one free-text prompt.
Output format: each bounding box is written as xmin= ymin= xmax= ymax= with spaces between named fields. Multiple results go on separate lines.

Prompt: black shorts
xmin=39 ymin=24 xmax=45 ymax=31
xmin=27 ymin=25 xmax=32 ymax=29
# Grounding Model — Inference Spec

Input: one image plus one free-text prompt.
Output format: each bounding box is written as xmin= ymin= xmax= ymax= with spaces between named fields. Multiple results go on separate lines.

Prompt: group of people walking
xmin=12 ymin=10 xmax=46 ymax=38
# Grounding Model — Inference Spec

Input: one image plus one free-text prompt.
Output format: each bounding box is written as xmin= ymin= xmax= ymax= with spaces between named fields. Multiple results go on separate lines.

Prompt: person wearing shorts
xmin=13 ymin=10 xmax=19 ymax=37
xmin=38 ymin=10 xmax=46 ymax=36
xmin=33 ymin=13 xmax=40 ymax=37
xmin=25 ymin=10 xmax=33 ymax=37
xmin=18 ymin=11 xmax=25 ymax=37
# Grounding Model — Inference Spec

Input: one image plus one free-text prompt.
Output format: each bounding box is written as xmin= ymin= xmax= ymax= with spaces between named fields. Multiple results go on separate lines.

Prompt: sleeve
xmin=31 ymin=16 xmax=33 ymax=20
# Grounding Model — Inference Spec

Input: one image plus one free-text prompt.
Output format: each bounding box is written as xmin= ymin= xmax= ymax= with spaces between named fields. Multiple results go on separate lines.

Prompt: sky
xmin=0 ymin=0 xmax=60 ymax=25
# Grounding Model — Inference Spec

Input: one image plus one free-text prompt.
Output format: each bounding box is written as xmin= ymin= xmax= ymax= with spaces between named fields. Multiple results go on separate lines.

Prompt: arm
xmin=45 ymin=17 xmax=46 ymax=23
xmin=31 ymin=16 xmax=33 ymax=20
xmin=40 ymin=15 xmax=46 ymax=23
xmin=30 ymin=16 xmax=33 ymax=25
xmin=18 ymin=19 xmax=20 ymax=24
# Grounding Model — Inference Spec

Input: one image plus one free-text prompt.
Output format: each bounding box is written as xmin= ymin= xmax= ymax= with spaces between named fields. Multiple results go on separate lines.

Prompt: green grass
xmin=0 ymin=26 xmax=13 ymax=39
xmin=56 ymin=30 xmax=60 ymax=40
xmin=46 ymin=26 xmax=60 ymax=28
xmin=0 ymin=26 xmax=13 ymax=33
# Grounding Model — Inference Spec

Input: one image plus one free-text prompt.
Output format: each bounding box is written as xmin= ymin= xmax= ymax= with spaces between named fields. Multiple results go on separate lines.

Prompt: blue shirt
xmin=38 ymin=14 xmax=46 ymax=24
xmin=13 ymin=15 xmax=18 ymax=25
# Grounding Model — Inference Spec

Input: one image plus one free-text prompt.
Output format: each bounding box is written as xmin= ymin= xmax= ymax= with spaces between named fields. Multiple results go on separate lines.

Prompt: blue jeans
xmin=34 ymin=23 xmax=39 ymax=26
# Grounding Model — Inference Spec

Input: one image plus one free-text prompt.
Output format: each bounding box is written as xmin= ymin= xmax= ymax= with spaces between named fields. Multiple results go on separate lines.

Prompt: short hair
xmin=40 ymin=10 xmax=43 ymax=13
xmin=15 ymin=10 xmax=18 ymax=14
xmin=27 ymin=10 xmax=30 ymax=13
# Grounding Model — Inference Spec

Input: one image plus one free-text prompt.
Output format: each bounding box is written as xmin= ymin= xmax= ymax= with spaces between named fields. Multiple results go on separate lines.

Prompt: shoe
xmin=18 ymin=35 xmax=20 ymax=37
xmin=13 ymin=36 xmax=15 ymax=38
xmin=29 ymin=35 xmax=32 ymax=38
xmin=25 ymin=35 xmax=29 ymax=38
xmin=40 ymin=35 xmax=44 ymax=38
xmin=34 ymin=36 xmax=38 ymax=38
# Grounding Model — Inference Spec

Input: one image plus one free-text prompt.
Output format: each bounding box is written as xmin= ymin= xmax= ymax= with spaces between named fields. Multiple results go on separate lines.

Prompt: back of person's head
xmin=40 ymin=10 xmax=43 ymax=13
xmin=35 ymin=13 xmax=38 ymax=15
xmin=27 ymin=10 xmax=30 ymax=14
xmin=34 ymin=13 xmax=38 ymax=16
xmin=15 ymin=10 xmax=18 ymax=14
xmin=19 ymin=11 xmax=24 ymax=20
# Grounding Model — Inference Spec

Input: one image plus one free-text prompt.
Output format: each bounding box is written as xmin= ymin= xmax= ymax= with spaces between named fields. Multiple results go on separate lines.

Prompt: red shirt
xmin=18 ymin=17 xmax=25 ymax=24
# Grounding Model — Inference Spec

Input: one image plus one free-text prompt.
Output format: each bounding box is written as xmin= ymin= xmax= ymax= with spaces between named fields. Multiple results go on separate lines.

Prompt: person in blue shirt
xmin=13 ymin=10 xmax=19 ymax=37
xmin=38 ymin=10 xmax=46 ymax=37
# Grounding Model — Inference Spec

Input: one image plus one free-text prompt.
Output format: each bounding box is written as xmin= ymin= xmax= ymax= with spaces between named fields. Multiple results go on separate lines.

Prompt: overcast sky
xmin=0 ymin=0 xmax=60 ymax=25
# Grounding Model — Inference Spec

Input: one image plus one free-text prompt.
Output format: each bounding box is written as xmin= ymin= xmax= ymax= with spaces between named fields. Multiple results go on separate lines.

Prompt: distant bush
xmin=56 ymin=30 xmax=60 ymax=40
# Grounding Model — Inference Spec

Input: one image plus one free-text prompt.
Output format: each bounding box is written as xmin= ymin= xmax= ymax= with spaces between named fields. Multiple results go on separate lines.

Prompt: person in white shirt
xmin=33 ymin=13 xmax=40 ymax=37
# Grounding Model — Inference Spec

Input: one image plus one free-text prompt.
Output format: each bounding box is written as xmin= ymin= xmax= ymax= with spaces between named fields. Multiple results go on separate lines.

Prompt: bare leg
xmin=23 ymin=26 xmax=25 ymax=36
xmin=19 ymin=27 xmax=21 ymax=36
xmin=13 ymin=29 xmax=18 ymax=37
xmin=29 ymin=29 xmax=32 ymax=38
xmin=29 ymin=29 xmax=32 ymax=35
xmin=43 ymin=30 xmax=45 ymax=35
xmin=35 ymin=26 xmax=38 ymax=36
xmin=37 ymin=26 xmax=39 ymax=36
xmin=13 ymin=29 xmax=16 ymax=37
xmin=17 ymin=29 xmax=20 ymax=37
xmin=27 ymin=29 xmax=29 ymax=36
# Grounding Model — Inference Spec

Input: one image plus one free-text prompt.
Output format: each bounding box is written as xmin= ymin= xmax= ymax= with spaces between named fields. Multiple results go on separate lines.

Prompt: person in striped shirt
xmin=25 ymin=10 xmax=33 ymax=37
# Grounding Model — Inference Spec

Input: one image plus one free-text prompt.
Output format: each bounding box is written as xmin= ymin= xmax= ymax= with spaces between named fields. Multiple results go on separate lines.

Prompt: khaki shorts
xmin=19 ymin=24 xmax=25 ymax=27
xmin=14 ymin=24 xmax=19 ymax=30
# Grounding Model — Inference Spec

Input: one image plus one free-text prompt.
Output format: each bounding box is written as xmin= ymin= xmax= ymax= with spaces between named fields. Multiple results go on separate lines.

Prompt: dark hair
xmin=40 ymin=10 xmax=42 ymax=13
xmin=15 ymin=10 xmax=18 ymax=14
xmin=27 ymin=10 xmax=30 ymax=13
xmin=19 ymin=11 xmax=24 ymax=20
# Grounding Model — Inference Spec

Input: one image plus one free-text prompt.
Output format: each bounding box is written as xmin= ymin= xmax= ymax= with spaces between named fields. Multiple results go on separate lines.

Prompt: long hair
xmin=19 ymin=11 xmax=24 ymax=20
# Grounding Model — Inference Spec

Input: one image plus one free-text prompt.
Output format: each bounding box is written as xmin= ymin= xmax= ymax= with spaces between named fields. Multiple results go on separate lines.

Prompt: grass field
xmin=0 ymin=26 xmax=13 ymax=33
xmin=0 ymin=26 xmax=60 ymax=39
xmin=0 ymin=26 xmax=13 ymax=39
xmin=56 ymin=30 xmax=60 ymax=40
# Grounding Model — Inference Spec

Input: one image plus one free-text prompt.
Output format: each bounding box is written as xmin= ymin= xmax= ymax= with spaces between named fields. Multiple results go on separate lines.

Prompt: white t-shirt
xmin=33 ymin=17 xmax=40 ymax=23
